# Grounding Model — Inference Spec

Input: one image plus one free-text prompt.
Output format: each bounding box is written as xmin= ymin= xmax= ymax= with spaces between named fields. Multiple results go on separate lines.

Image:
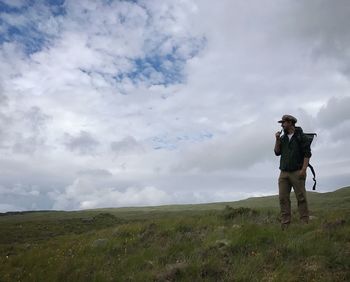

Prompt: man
xmin=274 ymin=115 xmax=311 ymax=230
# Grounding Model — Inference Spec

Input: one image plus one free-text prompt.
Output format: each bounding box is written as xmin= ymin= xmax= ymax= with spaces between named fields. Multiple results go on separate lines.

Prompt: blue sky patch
xmin=5 ymin=24 xmax=48 ymax=54
xmin=0 ymin=0 xmax=65 ymax=54
xmin=0 ymin=1 xmax=25 ymax=13
xmin=127 ymin=54 xmax=185 ymax=85
xmin=122 ymin=37 xmax=206 ymax=86
xmin=46 ymin=0 xmax=66 ymax=16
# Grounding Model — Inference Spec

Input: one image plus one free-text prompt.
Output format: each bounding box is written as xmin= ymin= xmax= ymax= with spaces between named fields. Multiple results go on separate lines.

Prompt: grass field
xmin=0 ymin=187 xmax=349 ymax=281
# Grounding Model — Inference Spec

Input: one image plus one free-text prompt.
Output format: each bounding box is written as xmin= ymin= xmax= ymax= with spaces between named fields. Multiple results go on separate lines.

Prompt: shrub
xmin=222 ymin=206 xmax=259 ymax=220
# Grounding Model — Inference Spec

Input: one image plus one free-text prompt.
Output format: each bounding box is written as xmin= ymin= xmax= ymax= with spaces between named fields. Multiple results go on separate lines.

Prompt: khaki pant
xmin=278 ymin=170 xmax=309 ymax=224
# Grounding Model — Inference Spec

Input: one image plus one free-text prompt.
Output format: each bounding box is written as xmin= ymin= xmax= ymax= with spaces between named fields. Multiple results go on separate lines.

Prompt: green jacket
xmin=275 ymin=127 xmax=312 ymax=172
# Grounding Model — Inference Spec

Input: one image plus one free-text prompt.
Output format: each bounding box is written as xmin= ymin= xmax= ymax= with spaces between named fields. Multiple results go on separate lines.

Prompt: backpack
xmin=295 ymin=128 xmax=317 ymax=190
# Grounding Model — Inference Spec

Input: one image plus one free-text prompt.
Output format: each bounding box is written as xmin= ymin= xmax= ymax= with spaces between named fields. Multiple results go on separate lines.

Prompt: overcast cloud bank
xmin=0 ymin=0 xmax=349 ymax=211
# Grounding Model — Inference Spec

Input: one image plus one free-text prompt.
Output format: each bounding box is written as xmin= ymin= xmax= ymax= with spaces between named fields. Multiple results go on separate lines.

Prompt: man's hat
xmin=278 ymin=114 xmax=297 ymax=124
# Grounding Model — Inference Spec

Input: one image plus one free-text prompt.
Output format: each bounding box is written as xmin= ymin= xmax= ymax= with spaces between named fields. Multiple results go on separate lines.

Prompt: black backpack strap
xmin=308 ymin=163 xmax=316 ymax=190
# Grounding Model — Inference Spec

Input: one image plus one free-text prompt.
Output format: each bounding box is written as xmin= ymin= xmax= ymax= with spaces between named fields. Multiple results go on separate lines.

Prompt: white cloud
xmin=63 ymin=131 xmax=100 ymax=155
xmin=110 ymin=136 xmax=145 ymax=156
xmin=172 ymin=121 xmax=272 ymax=172
xmin=0 ymin=0 xmax=26 ymax=8
xmin=0 ymin=204 xmax=23 ymax=213
xmin=317 ymin=96 xmax=350 ymax=128
xmin=50 ymin=176 xmax=174 ymax=210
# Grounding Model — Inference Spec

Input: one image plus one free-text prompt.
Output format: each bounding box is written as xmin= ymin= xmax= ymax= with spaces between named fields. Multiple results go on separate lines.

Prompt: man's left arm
xmin=300 ymin=157 xmax=310 ymax=179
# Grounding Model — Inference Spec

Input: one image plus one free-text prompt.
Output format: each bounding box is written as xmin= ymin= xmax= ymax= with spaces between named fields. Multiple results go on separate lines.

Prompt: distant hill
xmin=1 ymin=186 xmax=349 ymax=222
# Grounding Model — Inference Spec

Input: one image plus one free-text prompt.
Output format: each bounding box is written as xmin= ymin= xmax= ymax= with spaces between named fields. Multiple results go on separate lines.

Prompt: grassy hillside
xmin=0 ymin=187 xmax=349 ymax=281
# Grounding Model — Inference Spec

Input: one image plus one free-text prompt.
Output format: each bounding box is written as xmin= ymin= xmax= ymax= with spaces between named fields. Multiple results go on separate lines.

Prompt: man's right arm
xmin=274 ymin=132 xmax=281 ymax=156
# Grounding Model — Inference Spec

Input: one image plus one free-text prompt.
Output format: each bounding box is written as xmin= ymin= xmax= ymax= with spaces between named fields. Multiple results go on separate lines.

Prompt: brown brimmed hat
xmin=278 ymin=114 xmax=297 ymax=124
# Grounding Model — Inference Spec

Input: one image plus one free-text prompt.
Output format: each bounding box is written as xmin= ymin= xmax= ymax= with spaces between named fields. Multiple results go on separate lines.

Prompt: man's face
xmin=281 ymin=120 xmax=292 ymax=132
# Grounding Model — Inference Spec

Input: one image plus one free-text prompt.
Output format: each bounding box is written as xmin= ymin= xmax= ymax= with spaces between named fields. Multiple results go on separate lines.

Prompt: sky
xmin=0 ymin=0 xmax=350 ymax=212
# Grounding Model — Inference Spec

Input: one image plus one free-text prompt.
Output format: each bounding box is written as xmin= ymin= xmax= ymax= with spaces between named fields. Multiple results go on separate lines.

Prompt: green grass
xmin=0 ymin=187 xmax=349 ymax=281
